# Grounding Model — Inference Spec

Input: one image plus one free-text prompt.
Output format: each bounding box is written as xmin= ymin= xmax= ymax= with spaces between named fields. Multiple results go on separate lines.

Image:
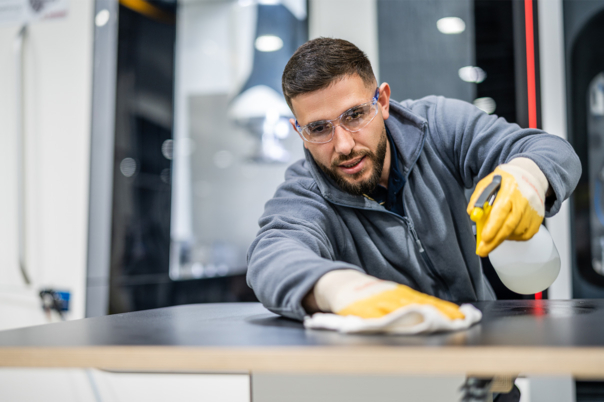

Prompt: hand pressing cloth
xmin=303 ymin=270 xmax=482 ymax=335
xmin=304 ymin=303 xmax=482 ymax=334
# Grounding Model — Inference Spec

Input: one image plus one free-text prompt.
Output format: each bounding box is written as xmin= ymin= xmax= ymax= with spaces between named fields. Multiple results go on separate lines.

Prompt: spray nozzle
xmin=470 ymin=175 xmax=502 ymax=254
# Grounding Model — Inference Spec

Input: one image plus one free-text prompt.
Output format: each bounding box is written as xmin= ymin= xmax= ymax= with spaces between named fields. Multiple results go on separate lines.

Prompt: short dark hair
xmin=282 ymin=37 xmax=376 ymax=112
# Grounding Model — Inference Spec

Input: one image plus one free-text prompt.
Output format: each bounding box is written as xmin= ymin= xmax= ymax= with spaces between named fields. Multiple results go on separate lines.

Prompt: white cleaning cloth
xmin=303 ymin=303 xmax=482 ymax=335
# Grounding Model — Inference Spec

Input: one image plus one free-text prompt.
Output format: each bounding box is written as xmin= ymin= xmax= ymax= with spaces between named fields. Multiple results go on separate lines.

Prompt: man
xmin=246 ymin=38 xmax=581 ymax=321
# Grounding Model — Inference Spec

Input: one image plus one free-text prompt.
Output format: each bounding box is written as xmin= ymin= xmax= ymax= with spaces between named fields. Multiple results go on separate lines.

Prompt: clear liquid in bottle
xmin=488 ymin=225 xmax=561 ymax=294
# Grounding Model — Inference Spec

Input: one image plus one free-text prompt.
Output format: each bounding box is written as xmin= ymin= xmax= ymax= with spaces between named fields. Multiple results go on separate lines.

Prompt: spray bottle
xmin=470 ymin=175 xmax=560 ymax=294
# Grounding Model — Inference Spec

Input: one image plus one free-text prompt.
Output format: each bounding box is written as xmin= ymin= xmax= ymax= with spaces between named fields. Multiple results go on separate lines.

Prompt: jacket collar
xmin=303 ymin=100 xmax=427 ymax=208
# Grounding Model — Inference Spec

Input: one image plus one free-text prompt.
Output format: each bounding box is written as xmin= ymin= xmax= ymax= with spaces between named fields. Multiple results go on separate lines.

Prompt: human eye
xmin=343 ymin=106 xmax=367 ymax=122
xmin=307 ymin=122 xmax=332 ymax=135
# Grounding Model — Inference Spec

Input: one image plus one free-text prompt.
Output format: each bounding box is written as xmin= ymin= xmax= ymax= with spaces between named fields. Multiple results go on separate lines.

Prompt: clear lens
xmin=303 ymin=121 xmax=334 ymax=143
xmin=299 ymin=96 xmax=379 ymax=143
xmin=341 ymin=104 xmax=375 ymax=130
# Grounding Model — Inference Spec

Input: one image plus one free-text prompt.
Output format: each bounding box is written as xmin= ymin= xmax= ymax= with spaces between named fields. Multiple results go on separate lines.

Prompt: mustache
xmin=331 ymin=150 xmax=373 ymax=168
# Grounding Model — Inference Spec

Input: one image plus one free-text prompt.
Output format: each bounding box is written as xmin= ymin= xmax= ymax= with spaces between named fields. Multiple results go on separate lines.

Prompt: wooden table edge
xmin=1 ymin=346 xmax=603 ymax=379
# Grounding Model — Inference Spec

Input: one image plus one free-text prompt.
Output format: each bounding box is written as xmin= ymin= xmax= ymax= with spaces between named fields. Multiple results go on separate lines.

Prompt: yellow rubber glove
xmin=313 ymin=270 xmax=464 ymax=320
xmin=467 ymin=158 xmax=549 ymax=257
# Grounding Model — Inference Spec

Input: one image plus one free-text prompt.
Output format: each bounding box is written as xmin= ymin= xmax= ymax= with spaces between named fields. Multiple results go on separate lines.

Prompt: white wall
xmin=538 ymin=0 xmax=572 ymax=299
xmin=0 ymin=1 xmax=93 ymax=329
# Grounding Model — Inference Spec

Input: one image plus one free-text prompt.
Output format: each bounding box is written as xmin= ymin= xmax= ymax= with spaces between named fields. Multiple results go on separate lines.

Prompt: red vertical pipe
xmin=525 ymin=0 xmax=538 ymax=129
xmin=524 ymin=0 xmax=543 ymax=300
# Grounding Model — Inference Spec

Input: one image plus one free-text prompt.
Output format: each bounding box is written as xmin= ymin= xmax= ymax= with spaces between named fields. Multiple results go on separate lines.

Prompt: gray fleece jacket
xmin=247 ymin=96 xmax=581 ymax=321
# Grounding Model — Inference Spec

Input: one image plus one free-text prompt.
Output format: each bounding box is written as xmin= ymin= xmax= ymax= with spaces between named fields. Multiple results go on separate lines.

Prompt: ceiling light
xmin=255 ymin=35 xmax=283 ymax=52
xmin=95 ymin=9 xmax=110 ymax=27
xmin=473 ymin=97 xmax=497 ymax=114
xmin=437 ymin=17 xmax=466 ymax=34
xmin=120 ymin=158 xmax=137 ymax=177
xmin=459 ymin=66 xmax=487 ymax=84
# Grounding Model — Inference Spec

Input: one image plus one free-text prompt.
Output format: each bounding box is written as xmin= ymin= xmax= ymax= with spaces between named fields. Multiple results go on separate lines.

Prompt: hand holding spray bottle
xmin=470 ymin=174 xmax=560 ymax=294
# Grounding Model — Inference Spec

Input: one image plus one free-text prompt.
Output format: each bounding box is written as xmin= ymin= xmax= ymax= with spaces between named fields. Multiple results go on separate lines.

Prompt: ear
xmin=378 ymin=82 xmax=391 ymax=120
xmin=290 ymin=118 xmax=308 ymax=149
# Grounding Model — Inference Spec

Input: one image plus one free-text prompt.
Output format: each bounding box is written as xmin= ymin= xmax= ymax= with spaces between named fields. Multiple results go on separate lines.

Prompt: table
xmin=0 ymin=299 xmax=603 ymax=378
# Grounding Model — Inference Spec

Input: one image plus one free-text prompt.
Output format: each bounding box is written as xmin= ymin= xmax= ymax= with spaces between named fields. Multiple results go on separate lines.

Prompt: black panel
xmin=474 ymin=0 xmax=517 ymax=124
xmin=577 ymin=381 xmax=604 ymax=402
xmin=475 ymin=0 xmax=541 ymax=136
xmin=564 ymin=0 xmax=604 ymax=297
xmin=377 ymin=0 xmax=475 ymax=103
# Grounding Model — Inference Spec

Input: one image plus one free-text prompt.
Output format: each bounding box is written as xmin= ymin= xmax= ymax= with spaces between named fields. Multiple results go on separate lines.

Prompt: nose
xmin=332 ymin=125 xmax=355 ymax=155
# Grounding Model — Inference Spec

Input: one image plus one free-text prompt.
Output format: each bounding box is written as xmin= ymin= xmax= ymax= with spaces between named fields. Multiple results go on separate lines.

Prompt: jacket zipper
xmin=402 ymin=216 xmax=452 ymax=300
xmin=326 ymin=197 xmax=453 ymax=300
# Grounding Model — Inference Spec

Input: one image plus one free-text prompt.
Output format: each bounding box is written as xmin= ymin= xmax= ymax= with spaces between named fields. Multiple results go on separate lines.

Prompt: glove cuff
xmin=314 ymin=269 xmax=396 ymax=313
xmin=501 ymin=157 xmax=549 ymax=215
xmin=506 ymin=157 xmax=549 ymax=193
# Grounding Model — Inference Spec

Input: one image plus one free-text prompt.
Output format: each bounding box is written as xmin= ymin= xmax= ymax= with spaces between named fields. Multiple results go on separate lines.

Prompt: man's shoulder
xmin=397 ymin=95 xmax=473 ymax=117
xmin=279 ymin=158 xmax=322 ymax=196
xmin=394 ymin=96 xmax=486 ymax=136
xmin=262 ymin=159 xmax=336 ymax=221
xmin=397 ymin=94 xmax=442 ymax=108
xmin=284 ymin=158 xmax=311 ymax=179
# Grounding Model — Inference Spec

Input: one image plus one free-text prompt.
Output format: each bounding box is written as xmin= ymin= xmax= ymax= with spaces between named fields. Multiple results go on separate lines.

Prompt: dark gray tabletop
xmin=0 ymin=299 xmax=603 ymax=348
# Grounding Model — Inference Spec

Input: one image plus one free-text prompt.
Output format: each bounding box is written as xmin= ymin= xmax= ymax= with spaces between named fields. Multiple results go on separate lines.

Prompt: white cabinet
xmin=0 ymin=0 xmax=93 ymax=330
xmin=0 ymin=368 xmax=251 ymax=402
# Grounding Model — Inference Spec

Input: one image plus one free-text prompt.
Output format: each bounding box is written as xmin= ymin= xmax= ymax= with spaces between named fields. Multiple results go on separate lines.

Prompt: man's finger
xmin=522 ymin=216 xmax=543 ymax=240
xmin=377 ymin=299 xmax=407 ymax=315
xmin=477 ymin=235 xmax=504 ymax=256
xmin=508 ymin=206 xmax=532 ymax=239
xmin=481 ymin=197 xmax=514 ymax=243
xmin=478 ymin=208 xmax=523 ymax=255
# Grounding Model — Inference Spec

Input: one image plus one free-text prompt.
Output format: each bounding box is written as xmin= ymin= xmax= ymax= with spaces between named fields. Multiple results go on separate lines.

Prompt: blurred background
xmin=1 ymin=0 xmax=604 ymax=332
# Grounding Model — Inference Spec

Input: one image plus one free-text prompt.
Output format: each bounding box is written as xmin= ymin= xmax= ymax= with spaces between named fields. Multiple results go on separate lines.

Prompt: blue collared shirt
xmin=365 ymin=126 xmax=406 ymax=217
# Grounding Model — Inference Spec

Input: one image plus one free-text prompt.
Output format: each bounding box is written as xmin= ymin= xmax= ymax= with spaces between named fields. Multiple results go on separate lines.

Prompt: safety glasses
xmin=295 ymin=88 xmax=380 ymax=144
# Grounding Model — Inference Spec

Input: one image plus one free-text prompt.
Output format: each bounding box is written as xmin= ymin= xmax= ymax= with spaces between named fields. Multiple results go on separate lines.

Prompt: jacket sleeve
xmin=426 ymin=96 xmax=581 ymax=216
xmin=246 ymin=166 xmax=364 ymax=321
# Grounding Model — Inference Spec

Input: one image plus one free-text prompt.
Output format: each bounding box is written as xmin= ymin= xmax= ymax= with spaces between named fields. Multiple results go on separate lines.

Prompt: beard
xmin=316 ymin=126 xmax=388 ymax=196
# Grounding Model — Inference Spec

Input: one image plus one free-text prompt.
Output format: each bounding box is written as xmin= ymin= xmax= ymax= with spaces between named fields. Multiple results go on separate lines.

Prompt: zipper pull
xmin=405 ymin=218 xmax=425 ymax=253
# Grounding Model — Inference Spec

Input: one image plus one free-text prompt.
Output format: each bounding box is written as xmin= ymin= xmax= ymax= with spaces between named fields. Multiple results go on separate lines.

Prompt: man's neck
xmin=378 ymin=138 xmax=391 ymax=189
